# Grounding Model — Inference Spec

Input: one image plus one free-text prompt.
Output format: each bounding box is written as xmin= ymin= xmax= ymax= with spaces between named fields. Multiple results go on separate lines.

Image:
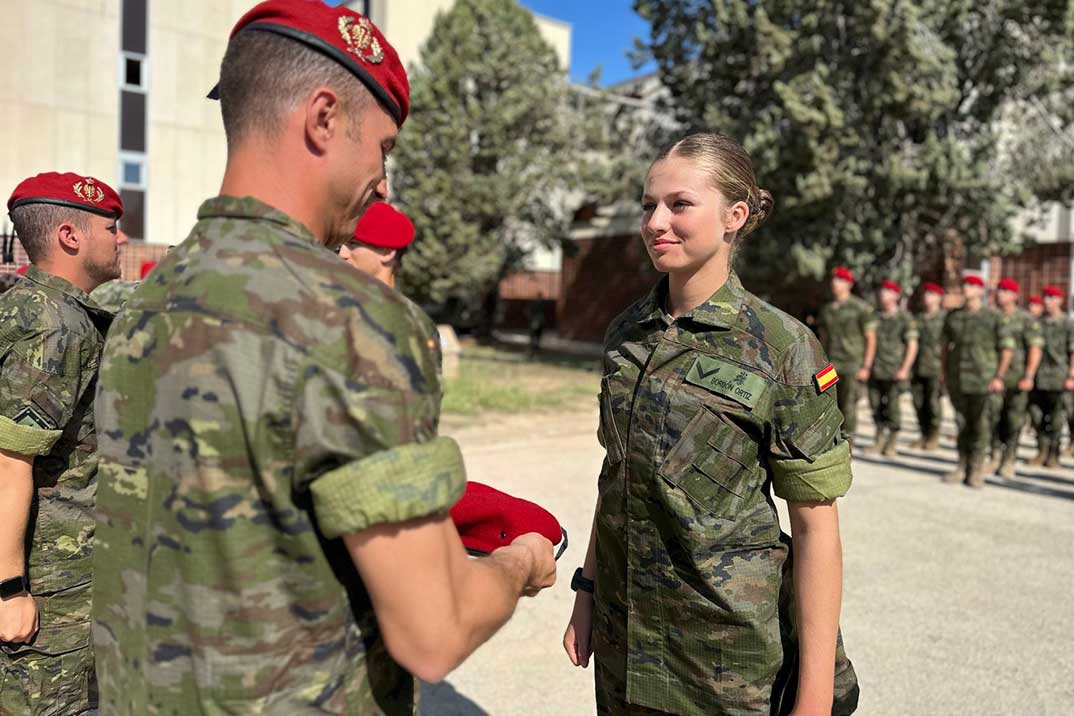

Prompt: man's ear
xmin=381 ymin=248 xmax=399 ymax=268
xmin=57 ymin=222 xmax=81 ymax=253
xmin=304 ymin=86 xmax=343 ymax=154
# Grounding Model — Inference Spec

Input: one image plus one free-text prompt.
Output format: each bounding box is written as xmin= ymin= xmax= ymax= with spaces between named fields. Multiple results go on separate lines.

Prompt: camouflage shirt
xmin=0 ymin=266 xmax=111 ymax=648
xmin=593 ymin=273 xmax=853 ymax=715
xmin=92 ymin=197 xmax=466 ymax=715
xmin=942 ymin=306 xmax=1015 ymax=395
xmin=89 ymin=279 xmax=139 ymax=313
xmin=912 ymin=310 xmax=946 ymax=378
xmin=1035 ymin=315 xmax=1074 ymax=391
xmin=870 ymin=309 xmax=918 ymax=381
xmin=999 ymin=309 xmax=1044 ymax=389
xmin=817 ymin=294 xmax=877 ymax=367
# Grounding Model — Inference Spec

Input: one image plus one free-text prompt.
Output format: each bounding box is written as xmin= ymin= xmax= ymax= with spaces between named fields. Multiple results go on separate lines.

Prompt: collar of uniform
xmin=23 ymin=264 xmax=99 ymax=309
xmin=637 ymin=273 xmax=746 ymax=328
xmin=198 ymin=196 xmax=320 ymax=245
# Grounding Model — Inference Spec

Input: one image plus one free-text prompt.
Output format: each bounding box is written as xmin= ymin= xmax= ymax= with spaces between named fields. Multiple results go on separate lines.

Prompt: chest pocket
xmin=598 ymin=375 xmax=627 ymax=465
xmin=658 ymin=406 xmax=761 ymax=518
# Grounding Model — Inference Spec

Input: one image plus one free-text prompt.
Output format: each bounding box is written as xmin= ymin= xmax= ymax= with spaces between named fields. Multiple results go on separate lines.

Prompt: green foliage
xmin=633 ymin=0 xmax=1074 ymax=289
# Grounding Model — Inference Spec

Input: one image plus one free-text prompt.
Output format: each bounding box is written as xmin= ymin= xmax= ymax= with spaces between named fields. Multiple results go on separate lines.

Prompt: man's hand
xmin=506 ymin=532 xmax=556 ymax=597
xmin=855 ymin=367 xmax=870 ymax=382
xmin=1018 ymin=377 xmax=1034 ymax=392
xmin=1065 ymin=377 xmax=1074 ymax=392
xmin=894 ymin=368 xmax=909 ymax=382
xmin=0 ymin=593 xmax=38 ymax=644
xmin=989 ymin=378 xmax=1004 ymax=394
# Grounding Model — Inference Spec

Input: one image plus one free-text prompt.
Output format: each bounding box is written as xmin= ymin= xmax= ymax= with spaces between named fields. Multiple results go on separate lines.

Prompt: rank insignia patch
xmin=814 ymin=364 xmax=839 ymax=394
xmin=13 ymin=405 xmax=56 ymax=431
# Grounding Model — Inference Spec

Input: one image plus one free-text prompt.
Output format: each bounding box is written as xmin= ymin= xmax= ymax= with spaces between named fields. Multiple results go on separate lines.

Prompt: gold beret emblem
xmin=72 ymin=178 xmax=105 ymax=204
xmin=339 ymin=16 xmax=384 ymax=65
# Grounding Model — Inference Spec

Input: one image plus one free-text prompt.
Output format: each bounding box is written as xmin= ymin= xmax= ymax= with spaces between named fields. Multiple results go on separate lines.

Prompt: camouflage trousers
xmin=0 ymin=583 xmax=96 ymax=716
xmin=992 ymin=388 xmax=1030 ymax=452
xmin=832 ymin=361 xmax=862 ymax=437
xmin=867 ymin=378 xmax=903 ymax=432
xmin=949 ymin=391 xmax=993 ymax=459
xmin=910 ymin=375 xmax=942 ymax=438
xmin=1065 ymin=393 xmax=1074 ymax=447
xmin=1031 ymin=390 xmax=1065 ymax=451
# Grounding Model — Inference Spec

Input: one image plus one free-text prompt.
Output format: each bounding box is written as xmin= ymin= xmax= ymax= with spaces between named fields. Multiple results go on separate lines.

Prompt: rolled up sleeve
xmin=771 ymin=440 xmax=852 ymax=502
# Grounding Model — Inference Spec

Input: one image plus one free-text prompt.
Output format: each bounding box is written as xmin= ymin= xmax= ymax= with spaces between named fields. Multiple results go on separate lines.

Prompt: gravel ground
xmin=423 ymin=400 xmax=1074 ymax=716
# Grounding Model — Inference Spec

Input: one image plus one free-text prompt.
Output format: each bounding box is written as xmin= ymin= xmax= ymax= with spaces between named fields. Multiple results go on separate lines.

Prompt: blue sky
xmin=519 ymin=1 xmax=654 ymax=85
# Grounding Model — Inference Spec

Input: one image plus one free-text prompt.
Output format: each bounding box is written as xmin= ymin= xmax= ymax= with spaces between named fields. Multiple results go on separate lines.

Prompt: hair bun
xmin=755 ymin=189 xmax=775 ymax=221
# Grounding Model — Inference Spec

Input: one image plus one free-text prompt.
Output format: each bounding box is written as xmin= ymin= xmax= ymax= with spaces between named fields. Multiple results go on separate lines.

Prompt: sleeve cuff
xmin=311 ymin=436 xmax=467 ymax=539
xmin=0 ymin=415 xmax=61 ymax=456
xmin=772 ymin=440 xmax=853 ymax=502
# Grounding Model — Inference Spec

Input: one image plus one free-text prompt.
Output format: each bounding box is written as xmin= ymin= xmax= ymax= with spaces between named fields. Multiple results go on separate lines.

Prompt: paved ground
xmin=423 ymin=402 xmax=1074 ymax=715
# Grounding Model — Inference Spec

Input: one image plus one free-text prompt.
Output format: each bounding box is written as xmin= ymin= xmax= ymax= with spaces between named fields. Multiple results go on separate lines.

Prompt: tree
xmin=632 ymin=0 xmax=1074 ymax=293
xmin=393 ymin=0 xmax=602 ymax=327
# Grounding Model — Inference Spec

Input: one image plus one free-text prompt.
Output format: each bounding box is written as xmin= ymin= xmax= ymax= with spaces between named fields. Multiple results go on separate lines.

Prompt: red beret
xmin=831 ymin=266 xmax=855 ymax=283
xmin=450 ymin=482 xmax=564 ymax=557
xmin=962 ymin=274 xmax=985 ymax=287
xmin=353 ymin=202 xmax=415 ymax=250
xmin=1043 ymin=285 xmax=1064 ymax=298
xmin=1029 ymin=295 xmax=1043 ymax=305
xmin=996 ymin=277 xmax=1020 ymax=293
xmin=210 ymin=0 xmax=409 ymax=126
xmin=140 ymin=260 xmax=157 ymax=279
xmin=922 ymin=282 xmax=944 ymax=295
xmin=7 ymin=172 xmax=123 ymax=219
xmin=880 ymin=279 xmax=901 ymax=294
xmin=16 ymin=264 xmax=28 ymax=276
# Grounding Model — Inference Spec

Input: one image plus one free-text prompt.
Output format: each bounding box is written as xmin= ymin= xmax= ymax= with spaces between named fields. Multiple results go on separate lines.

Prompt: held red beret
xmin=450 ymin=482 xmax=565 ymax=557
xmin=209 ymin=0 xmax=409 ymax=126
xmin=996 ymin=277 xmax=1020 ymax=293
xmin=16 ymin=264 xmax=28 ymax=276
xmin=1029 ymin=295 xmax=1043 ymax=305
xmin=831 ymin=266 xmax=855 ymax=283
xmin=8 ymin=172 xmax=123 ymax=219
xmin=140 ymin=260 xmax=157 ymax=279
xmin=962 ymin=274 xmax=985 ymax=288
xmin=922 ymin=282 xmax=944 ymax=295
xmin=353 ymin=202 xmax=415 ymax=250
xmin=880 ymin=279 xmax=901 ymax=294
xmin=1043 ymin=285 xmax=1064 ymax=298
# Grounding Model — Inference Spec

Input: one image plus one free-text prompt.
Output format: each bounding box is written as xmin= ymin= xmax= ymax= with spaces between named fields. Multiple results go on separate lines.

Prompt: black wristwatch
xmin=571 ymin=568 xmax=594 ymax=594
xmin=0 ymin=575 xmax=29 ymax=601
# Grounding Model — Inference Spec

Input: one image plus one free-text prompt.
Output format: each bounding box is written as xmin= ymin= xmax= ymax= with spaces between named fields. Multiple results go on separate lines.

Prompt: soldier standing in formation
xmin=911 ymin=282 xmax=946 ymax=450
xmin=1029 ymin=285 xmax=1074 ymax=467
xmin=0 ymin=173 xmax=126 ymax=714
xmin=563 ymin=132 xmax=858 ymax=716
xmin=337 ymin=200 xmax=413 ymax=289
xmin=818 ymin=266 xmax=877 ymax=445
xmin=941 ymin=275 xmax=1014 ymax=488
xmin=991 ymin=278 xmax=1042 ymax=478
xmin=863 ymin=280 xmax=918 ymax=457
xmin=90 ymin=3 xmax=555 ymax=713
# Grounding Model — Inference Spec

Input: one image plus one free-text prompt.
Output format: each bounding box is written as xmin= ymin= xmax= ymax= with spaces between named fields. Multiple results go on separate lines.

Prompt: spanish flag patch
xmin=814 ymin=364 xmax=838 ymax=394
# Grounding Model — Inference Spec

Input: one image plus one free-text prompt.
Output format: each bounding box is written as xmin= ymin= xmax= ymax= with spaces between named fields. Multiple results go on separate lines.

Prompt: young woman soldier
xmin=563 ymin=132 xmax=858 ymax=716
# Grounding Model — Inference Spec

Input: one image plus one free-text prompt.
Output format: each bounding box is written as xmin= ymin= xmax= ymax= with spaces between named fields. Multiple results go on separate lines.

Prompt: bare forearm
xmin=1025 ymin=346 xmax=1042 ymax=381
xmin=580 ymin=496 xmax=600 ymax=579
xmin=995 ymin=349 xmax=1013 ymax=381
xmin=448 ymin=544 xmax=534 ymax=654
xmin=790 ymin=504 xmax=843 ymax=714
xmin=900 ymin=340 xmax=918 ymax=375
xmin=862 ymin=331 xmax=877 ymax=370
xmin=0 ymin=451 xmax=34 ymax=577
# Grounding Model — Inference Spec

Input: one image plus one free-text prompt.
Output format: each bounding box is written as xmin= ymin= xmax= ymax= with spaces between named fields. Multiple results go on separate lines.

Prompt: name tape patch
xmin=684 ymin=356 xmax=767 ymax=409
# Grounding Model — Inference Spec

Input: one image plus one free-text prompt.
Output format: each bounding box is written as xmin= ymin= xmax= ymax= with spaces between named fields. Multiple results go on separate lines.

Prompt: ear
xmin=304 ymin=86 xmax=343 ymax=154
xmin=380 ymin=248 xmax=398 ymax=268
xmin=57 ymin=222 xmax=81 ymax=253
xmin=724 ymin=200 xmax=749 ymax=235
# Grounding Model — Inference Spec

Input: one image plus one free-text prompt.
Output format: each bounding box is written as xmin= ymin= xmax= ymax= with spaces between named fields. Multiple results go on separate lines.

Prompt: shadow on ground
xmin=419 ymin=681 xmax=488 ymax=716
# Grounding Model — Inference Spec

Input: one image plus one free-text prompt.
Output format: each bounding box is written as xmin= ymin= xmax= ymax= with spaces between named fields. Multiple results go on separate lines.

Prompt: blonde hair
xmin=653 ymin=132 xmax=774 ymax=238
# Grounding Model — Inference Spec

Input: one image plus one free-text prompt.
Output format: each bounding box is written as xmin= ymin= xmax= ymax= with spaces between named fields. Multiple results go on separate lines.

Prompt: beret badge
xmin=73 ymin=178 xmax=105 ymax=204
xmin=338 ymin=15 xmax=383 ymax=64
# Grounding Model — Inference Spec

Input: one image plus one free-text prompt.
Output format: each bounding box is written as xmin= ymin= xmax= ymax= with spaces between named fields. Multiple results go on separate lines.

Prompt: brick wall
xmin=0 ymin=238 xmax=169 ymax=282
xmin=989 ymin=243 xmax=1073 ymax=303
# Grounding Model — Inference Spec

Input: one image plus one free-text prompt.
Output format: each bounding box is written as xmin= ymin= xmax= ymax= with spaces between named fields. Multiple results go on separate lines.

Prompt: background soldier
xmin=864 ymin=279 xmax=918 ymax=457
xmin=0 ymin=173 xmax=125 ymax=714
xmin=818 ymin=265 xmax=878 ymax=443
xmin=991 ymin=278 xmax=1042 ymax=478
xmin=91 ymin=3 xmax=555 ymax=714
xmin=911 ymin=282 xmax=946 ymax=450
xmin=337 ymin=201 xmax=412 ymax=289
xmin=1026 ymin=295 xmax=1046 ymax=452
xmin=942 ymin=274 xmax=1014 ymax=488
xmin=1029 ymin=285 xmax=1074 ymax=467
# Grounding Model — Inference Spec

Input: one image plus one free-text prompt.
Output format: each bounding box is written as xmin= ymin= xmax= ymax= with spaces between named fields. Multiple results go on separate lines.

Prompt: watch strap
xmin=0 ymin=575 xmax=29 ymax=600
xmin=571 ymin=567 xmax=594 ymax=594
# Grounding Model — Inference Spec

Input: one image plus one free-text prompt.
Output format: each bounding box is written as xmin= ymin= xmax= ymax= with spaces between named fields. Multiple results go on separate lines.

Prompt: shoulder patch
xmin=814 ymin=364 xmax=839 ymax=394
xmin=13 ymin=404 xmax=56 ymax=431
xmin=684 ymin=355 xmax=767 ymax=408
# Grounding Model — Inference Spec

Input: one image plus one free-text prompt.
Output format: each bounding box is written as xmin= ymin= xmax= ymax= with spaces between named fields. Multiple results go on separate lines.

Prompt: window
xmin=121 ymin=53 xmax=146 ymax=91
xmin=120 ymin=91 xmax=146 ymax=152
xmin=119 ymin=189 xmax=145 ymax=241
xmin=122 ymin=0 xmax=147 ymax=54
xmin=120 ymin=154 xmax=146 ymax=189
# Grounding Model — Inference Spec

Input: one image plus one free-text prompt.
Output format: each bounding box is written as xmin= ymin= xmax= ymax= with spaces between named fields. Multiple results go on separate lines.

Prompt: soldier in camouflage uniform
xmin=87 ymin=280 xmax=137 ymax=313
xmin=564 ymin=133 xmax=857 ymax=716
xmin=862 ymin=280 xmax=917 ymax=457
xmin=0 ymin=172 xmax=126 ymax=715
xmin=338 ymin=201 xmax=412 ymax=289
xmin=0 ymin=272 xmax=19 ymax=295
xmin=92 ymin=4 xmax=555 ymax=715
xmin=911 ymin=282 xmax=946 ymax=450
xmin=1029 ymin=286 xmax=1074 ymax=467
xmin=990 ymin=279 xmax=1042 ymax=478
xmin=941 ymin=275 xmax=1014 ymax=488
xmin=817 ymin=266 xmax=877 ymax=444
